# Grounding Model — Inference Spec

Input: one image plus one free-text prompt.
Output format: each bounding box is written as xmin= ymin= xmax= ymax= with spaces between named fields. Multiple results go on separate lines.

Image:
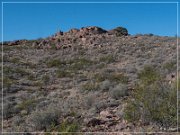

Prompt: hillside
xmin=1 ymin=26 xmax=179 ymax=133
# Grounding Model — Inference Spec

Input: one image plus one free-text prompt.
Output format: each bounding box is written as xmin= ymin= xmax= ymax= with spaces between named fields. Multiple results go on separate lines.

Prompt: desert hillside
xmin=1 ymin=26 xmax=179 ymax=133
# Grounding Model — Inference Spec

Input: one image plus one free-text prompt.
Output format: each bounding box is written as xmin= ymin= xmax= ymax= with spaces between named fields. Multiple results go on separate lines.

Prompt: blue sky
xmin=0 ymin=0 xmax=179 ymax=41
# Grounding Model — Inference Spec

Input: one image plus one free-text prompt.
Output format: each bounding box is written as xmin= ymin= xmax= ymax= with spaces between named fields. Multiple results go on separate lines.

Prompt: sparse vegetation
xmin=3 ymin=26 xmax=178 ymax=132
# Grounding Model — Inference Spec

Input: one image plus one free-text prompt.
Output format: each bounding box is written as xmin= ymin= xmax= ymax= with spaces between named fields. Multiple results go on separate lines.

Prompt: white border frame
xmin=1 ymin=1 xmax=179 ymax=134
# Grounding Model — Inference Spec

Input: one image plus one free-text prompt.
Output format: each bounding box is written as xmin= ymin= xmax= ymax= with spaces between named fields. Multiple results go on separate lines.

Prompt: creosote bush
xmin=124 ymin=66 xmax=177 ymax=129
xmin=137 ymin=65 xmax=160 ymax=84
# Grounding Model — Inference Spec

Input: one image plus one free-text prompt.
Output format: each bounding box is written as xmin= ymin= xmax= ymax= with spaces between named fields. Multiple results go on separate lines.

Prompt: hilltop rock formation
xmin=4 ymin=26 xmax=128 ymax=50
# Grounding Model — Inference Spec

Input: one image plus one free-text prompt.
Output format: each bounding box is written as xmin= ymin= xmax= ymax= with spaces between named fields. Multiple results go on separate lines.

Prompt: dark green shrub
xmin=57 ymin=69 xmax=72 ymax=78
xmin=58 ymin=120 xmax=79 ymax=132
xmin=124 ymin=66 xmax=177 ymax=129
xmin=16 ymin=99 xmax=36 ymax=112
xmin=137 ymin=65 xmax=160 ymax=84
xmin=42 ymin=74 xmax=50 ymax=84
xmin=124 ymin=100 xmax=141 ymax=122
xmin=163 ymin=61 xmax=176 ymax=72
xmin=46 ymin=59 xmax=64 ymax=68
xmin=113 ymin=27 xmax=128 ymax=36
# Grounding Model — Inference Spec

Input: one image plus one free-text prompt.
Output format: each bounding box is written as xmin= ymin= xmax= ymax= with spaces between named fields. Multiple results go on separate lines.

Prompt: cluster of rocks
xmin=4 ymin=26 xmax=128 ymax=50
xmin=54 ymin=26 xmax=128 ymax=38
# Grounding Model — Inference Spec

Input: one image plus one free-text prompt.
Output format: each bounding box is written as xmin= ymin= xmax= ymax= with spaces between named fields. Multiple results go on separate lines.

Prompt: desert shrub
xmin=109 ymin=73 xmax=129 ymax=84
xmin=34 ymin=80 xmax=43 ymax=88
xmin=10 ymin=57 xmax=20 ymax=63
xmin=110 ymin=84 xmax=128 ymax=99
xmin=3 ymin=76 xmax=14 ymax=89
xmin=46 ymin=59 xmax=64 ymax=68
xmin=84 ymin=95 xmax=95 ymax=109
xmin=81 ymin=81 xmax=99 ymax=91
xmin=94 ymin=71 xmax=128 ymax=84
xmin=22 ymin=61 xmax=36 ymax=69
xmin=94 ymin=73 xmax=106 ymax=82
xmin=99 ymin=55 xmax=115 ymax=63
xmin=16 ymin=99 xmax=36 ymax=113
xmin=137 ymin=65 xmax=160 ymax=85
xmin=57 ymin=69 xmax=72 ymax=78
xmin=96 ymin=63 xmax=106 ymax=69
xmin=28 ymin=74 xmax=36 ymax=81
xmin=124 ymin=100 xmax=141 ymax=122
xmin=100 ymin=80 xmax=112 ymax=91
xmin=4 ymin=66 xmax=30 ymax=78
xmin=163 ymin=61 xmax=176 ymax=72
xmin=16 ymin=68 xmax=29 ymax=76
xmin=113 ymin=27 xmax=128 ymax=36
xmin=3 ymin=102 xmax=16 ymax=119
xmin=29 ymin=107 xmax=61 ymax=131
xmin=4 ymin=66 xmax=14 ymax=74
xmin=69 ymin=58 xmax=93 ymax=71
xmin=124 ymin=66 xmax=177 ymax=129
xmin=42 ymin=74 xmax=50 ymax=84
xmin=57 ymin=120 xmax=79 ymax=132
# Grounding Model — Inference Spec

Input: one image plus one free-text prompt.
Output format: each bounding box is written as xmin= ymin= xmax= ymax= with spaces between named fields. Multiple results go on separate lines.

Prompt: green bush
xmin=124 ymin=100 xmax=141 ymax=122
xmin=58 ymin=120 xmax=79 ymax=132
xmin=137 ymin=65 xmax=160 ymax=84
xmin=124 ymin=66 xmax=177 ymax=129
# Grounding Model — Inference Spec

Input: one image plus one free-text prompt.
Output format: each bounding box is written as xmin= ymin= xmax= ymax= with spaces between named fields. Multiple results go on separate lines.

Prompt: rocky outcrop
xmin=108 ymin=27 xmax=128 ymax=36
